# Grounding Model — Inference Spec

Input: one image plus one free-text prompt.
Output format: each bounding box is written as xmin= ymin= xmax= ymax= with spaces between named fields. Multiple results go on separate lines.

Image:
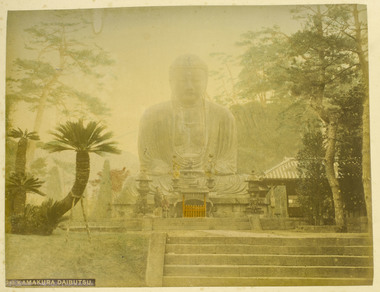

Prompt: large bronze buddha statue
xmin=125 ymin=54 xmax=247 ymax=198
xmin=138 ymin=54 xmax=237 ymax=176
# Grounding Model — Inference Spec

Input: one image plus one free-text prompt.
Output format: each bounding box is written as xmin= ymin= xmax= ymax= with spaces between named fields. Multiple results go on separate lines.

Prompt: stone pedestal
xmin=248 ymin=214 xmax=262 ymax=230
xmin=209 ymin=195 xmax=249 ymax=218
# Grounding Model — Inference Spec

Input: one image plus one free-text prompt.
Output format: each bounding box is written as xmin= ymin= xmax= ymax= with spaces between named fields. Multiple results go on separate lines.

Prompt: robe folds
xmin=138 ymin=99 xmax=238 ymax=175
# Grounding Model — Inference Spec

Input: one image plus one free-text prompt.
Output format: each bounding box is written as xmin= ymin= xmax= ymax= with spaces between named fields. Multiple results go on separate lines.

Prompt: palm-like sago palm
xmin=6 ymin=173 xmax=46 ymax=214
xmin=7 ymin=128 xmax=40 ymax=216
xmin=44 ymin=120 xmax=120 ymax=222
xmin=7 ymin=173 xmax=46 ymax=197
xmin=8 ymin=128 xmax=40 ymax=175
xmin=6 ymin=173 xmax=62 ymax=235
xmin=6 ymin=173 xmax=47 ymax=233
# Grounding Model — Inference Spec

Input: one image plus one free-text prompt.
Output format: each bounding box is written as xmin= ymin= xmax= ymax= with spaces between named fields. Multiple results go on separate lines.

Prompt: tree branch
xmin=326 ymin=63 xmax=360 ymax=84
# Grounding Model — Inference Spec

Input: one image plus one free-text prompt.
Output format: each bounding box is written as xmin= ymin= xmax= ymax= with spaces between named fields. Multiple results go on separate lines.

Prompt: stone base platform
xmin=59 ymin=217 xmax=315 ymax=232
xmin=59 ymin=217 xmax=251 ymax=232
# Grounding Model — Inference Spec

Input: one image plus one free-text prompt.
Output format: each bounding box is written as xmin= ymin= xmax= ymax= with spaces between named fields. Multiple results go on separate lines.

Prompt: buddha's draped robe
xmin=138 ymin=100 xmax=237 ymax=175
xmin=122 ymin=99 xmax=248 ymax=197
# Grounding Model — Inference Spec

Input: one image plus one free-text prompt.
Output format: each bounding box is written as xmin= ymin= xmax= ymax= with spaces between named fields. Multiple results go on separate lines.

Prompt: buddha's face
xmin=170 ymin=68 xmax=208 ymax=106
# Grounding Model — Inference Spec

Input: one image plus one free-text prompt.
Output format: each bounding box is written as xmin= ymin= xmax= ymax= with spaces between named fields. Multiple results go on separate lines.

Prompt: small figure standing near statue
xmin=154 ymin=186 xmax=170 ymax=218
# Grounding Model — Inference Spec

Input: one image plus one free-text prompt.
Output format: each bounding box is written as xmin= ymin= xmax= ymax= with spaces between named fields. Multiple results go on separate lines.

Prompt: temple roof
xmin=264 ymin=157 xmax=299 ymax=181
xmin=263 ymin=157 xmax=361 ymax=181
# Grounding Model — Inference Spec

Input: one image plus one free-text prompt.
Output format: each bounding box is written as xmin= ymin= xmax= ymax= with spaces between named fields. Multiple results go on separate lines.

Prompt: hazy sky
xmin=7 ymin=6 xmax=301 ymax=157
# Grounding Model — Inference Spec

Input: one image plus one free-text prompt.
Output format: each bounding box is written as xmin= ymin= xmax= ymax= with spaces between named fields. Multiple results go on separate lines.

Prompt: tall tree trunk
xmin=27 ymin=26 xmax=66 ymax=163
xmin=325 ymin=118 xmax=346 ymax=230
xmin=26 ymin=74 xmax=60 ymax=163
xmin=362 ymin=94 xmax=371 ymax=230
xmin=49 ymin=151 xmax=90 ymax=221
xmin=15 ymin=137 xmax=27 ymax=175
xmin=13 ymin=191 xmax=26 ymax=216
xmin=313 ymin=7 xmax=346 ymax=230
xmin=353 ymin=4 xmax=372 ymax=233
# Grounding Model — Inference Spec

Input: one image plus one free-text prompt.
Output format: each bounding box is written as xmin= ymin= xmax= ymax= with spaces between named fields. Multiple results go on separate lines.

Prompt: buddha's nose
xmin=185 ymin=81 xmax=195 ymax=93
xmin=185 ymin=79 xmax=194 ymax=89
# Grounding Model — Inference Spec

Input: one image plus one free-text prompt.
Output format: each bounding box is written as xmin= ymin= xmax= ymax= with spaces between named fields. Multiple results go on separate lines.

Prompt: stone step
xmin=154 ymin=218 xmax=250 ymax=223
xmin=162 ymin=276 xmax=373 ymax=286
xmin=164 ymin=265 xmax=373 ymax=278
xmin=166 ymin=244 xmax=372 ymax=256
xmin=165 ymin=254 xmax=373 ymax=266
xmin=167 ymin=236 xmax=372 ymax=246
xmin=59 ymin=219 xmax=143 ymax=231
xmin=61 ymin=226 xmax=137 ymax=232
xmin=153 ymin=223 xmax=251 ymax=230
xmin=152 ymin=218 xmax=251 ymax=230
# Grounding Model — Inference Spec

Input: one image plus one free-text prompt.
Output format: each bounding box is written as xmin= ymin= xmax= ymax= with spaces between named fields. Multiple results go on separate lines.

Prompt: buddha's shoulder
xmin=142 ymin=101 xmax=172 ymax=117
xmin=206 ymin=101 xmax=235 ymax=121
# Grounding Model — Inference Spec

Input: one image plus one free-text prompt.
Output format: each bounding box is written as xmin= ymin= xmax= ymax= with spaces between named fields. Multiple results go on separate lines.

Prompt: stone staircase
xmin=162 ymin=234 xmax=373 ymax=286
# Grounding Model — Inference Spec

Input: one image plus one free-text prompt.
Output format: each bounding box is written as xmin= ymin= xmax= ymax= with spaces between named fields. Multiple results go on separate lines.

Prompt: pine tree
xmin=6 ymin=10 xmax=114 ymax=161
xmin=336 ymin=85 xmax=366 ymax=217
xmin=297 ymin=130 xmax=334 ymax=225
xmin=236 ymin=5 xmax=365 ymax=230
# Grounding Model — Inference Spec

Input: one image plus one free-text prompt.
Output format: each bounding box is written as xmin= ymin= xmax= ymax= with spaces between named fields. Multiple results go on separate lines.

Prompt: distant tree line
xmin=213 ymin=4 xmax=369 ymax=231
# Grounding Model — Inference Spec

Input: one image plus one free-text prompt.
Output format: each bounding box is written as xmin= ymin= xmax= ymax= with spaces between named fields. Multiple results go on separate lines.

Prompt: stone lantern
xmin=135 ymin=170 xmax=152 ymax=215
xmin=246 ymin=170 xmax=268 ymax=214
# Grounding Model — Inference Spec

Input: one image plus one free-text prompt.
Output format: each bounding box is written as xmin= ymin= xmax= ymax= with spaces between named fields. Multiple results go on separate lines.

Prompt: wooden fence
xmin=182 ymin=195 xmax=207 ymax=217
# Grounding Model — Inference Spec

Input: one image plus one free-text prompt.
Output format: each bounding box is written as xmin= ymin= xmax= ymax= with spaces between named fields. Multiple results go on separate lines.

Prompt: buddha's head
xmin=169 ymin=54 xmax=208 ymax=106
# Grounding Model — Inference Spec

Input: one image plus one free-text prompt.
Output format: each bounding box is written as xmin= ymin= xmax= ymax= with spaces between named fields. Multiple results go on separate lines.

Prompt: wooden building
xmin=263 ymin=157 xmax=303 ymax=218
